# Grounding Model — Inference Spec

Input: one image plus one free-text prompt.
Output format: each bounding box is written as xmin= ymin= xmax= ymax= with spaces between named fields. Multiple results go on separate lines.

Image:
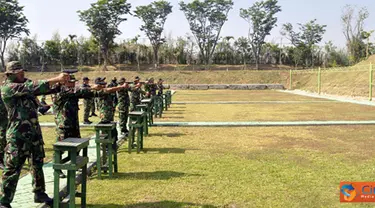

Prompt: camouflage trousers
xmin=0 ymin=142 xmax=46 ymax=204
xmin=83 ymin=100 xmax=91 ymax=121
xmin=91 ymin=99 xmax=95 ymax=114
xmin=0 ymin=119 xmax=8 ymax=155
xmin=56 ymin=127 xmax=81 ymax=142
xmin=118 ymin=108 xmax=129 ymax=133
xmin=130 ymin=101 xmax=140 ymax=112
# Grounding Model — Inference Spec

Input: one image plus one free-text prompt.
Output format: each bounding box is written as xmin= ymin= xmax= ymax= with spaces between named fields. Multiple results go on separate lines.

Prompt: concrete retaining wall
xmin=169 ymin=84 xmax=285 ymax=90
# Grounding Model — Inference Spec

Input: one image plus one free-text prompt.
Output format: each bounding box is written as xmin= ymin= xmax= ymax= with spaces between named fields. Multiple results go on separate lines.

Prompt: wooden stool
xmin=136 ymin=104 xmax=149 ymax=136
xmin=141 ymin=98 xmax=153 ymax=125
xmin=53 ymin=138 xmax=90 ymax=208
xmin=94 ymin=123 xmax=118 ymax=179
xmin=166 ymin=90 xmax=172 ymax=106
xmin=162 ymin=94 xmax=168 ymax=111
xmin=154 ymin=95 xmax=163 ymax=118
xmin=128 ymin=111 xmax=146 ymax=153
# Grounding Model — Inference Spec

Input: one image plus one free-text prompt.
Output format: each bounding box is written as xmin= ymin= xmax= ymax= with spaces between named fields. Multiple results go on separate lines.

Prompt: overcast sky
xmin=17 ymin=0 xmax=375 ymax=48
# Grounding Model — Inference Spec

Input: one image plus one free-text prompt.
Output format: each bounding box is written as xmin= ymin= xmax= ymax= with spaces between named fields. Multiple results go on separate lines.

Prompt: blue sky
xmin=18 ymin=0 xmax=375 ymax=48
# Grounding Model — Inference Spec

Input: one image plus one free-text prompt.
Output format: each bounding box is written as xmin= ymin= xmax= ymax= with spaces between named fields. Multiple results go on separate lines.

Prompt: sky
xmin=16 ymin=0 xmax=375 ymax=48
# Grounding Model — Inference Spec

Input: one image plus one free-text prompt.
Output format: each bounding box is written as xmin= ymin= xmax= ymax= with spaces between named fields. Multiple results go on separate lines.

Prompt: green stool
xmin=53 ymin=138 xmax=89 ymax=208
xmin=136 ymin=104 xmax=149 ymax=136
xmin=162 ymin=94 xmax=168 ymax=111
xmin=128 ymin=111 xmax=146 ymax=153
xmin=154 ymin=95 xmax=163 ymax=118
xmin=141 ymin=98 xmax=153 ymax=125
xmin=94 ymin=123 xmax=118 ymax=179
xmin=166 ymin=91 xmax=172 ymax=106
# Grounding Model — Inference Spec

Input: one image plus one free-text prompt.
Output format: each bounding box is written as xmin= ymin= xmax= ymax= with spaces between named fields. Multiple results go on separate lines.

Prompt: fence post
xmin=318 ymin=67 xmax=321 ymax=95
xmin=370 ymin=63 xmax=373 ymax=101
xmin=289 ymin=69 xmax=292 ymax=90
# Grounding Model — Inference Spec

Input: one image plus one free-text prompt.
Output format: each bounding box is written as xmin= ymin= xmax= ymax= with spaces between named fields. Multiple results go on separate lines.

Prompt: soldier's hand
xmin=57 ymin=73 xmax=70 ymax=84
xmin=91 ymin=84 xmax=104 ymax=91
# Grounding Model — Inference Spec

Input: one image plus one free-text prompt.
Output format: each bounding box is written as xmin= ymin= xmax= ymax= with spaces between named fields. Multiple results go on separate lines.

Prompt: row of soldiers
xmin=0 ymin=61 xmax=166 ymax=208
xmin=81 ymin=76 xmax=165 ymax=135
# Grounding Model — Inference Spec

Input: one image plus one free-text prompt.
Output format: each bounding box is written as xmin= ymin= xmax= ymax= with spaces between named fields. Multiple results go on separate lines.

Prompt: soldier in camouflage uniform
xmin=53 ymin=74 xmax=105 ymax=178
xmin=130 ymin=76 xmax=146 ymax=112
xmin=82 ymin=77 xmax=94 ymax=124
xmin=107 ymin=77 xmax=118 ymax=121
xmin=116 ymin=78 xmax=130 ymax=135
xmin=97 ymin=77 xmax=128 ymax=148
xmin=157 ymin=78 xmax=165 ymax=96
xmin=0 ymin=61 xmax=69 ymax=207
xmin=0 ymin=93 xmax=8 ymax=170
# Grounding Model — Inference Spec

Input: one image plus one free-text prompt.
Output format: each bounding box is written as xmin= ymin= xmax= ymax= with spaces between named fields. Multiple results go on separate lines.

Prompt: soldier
xmin=117 ymin=78 xmax=130 ymax=136
xmin=157 ymin=78 xmax=165 ymax=96
xmin=82 ymin=77 xmax=94 ymax=124
xmin=0 ymin=93 xmax=8 ymax=170
xmin=130 ymin=76 xmax=146 ymax=112
xmin=107 ymin=77 xmax=118 ymax=121
xmin=53 ymin=71 xmax=105 ymax=178
xmin=0 ymin=61 xmax=69 ymax=207
xmin=97 ymin=77 xmax=129 ymax=149
xmin=148 ymin=78 xmax=158 ymax=97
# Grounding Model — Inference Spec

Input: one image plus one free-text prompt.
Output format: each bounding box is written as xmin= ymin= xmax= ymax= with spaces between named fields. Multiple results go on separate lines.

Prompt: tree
xmin=78 ymin=0 xmax=131 ymax=71
xmin=0 ymin=0 xmax=29 ymax=71
xmin=341 ymin=5 xmax=369 ymax=64
xmin=281 ymin=19 xmax=326 ymax=67
xmin=240 ymin=0 xmax=281 ymax=69
xmin=134 ymin=0 xmax=173 ymax=69
xmin=179 ymin=0 xmax=234 ymax=67
xmin=234 ymin=37 xmax=250 ymax=69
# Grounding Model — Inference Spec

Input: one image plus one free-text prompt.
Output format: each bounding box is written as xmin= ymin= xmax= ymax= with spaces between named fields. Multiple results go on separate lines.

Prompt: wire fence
xmin=288 ymin=63 xmax=374 ymax=100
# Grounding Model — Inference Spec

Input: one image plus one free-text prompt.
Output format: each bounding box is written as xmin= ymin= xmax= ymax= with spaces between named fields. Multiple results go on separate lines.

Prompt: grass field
xmin=76 ymin=90 xmax=375 ymax=207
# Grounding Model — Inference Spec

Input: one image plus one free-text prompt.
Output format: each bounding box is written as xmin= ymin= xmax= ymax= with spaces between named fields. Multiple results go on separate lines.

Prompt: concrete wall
xmin=168 ymin=84 xmax=285 ymax=90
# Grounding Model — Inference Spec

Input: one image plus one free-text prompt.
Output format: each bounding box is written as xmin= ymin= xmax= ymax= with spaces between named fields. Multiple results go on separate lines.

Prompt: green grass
xmin=84 ymin=126 xmax=375 ymax=208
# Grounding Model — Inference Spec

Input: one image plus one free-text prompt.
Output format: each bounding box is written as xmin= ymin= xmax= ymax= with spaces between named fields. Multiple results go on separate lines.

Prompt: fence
xmin=288 ymin=63 xmax=374 ymax=100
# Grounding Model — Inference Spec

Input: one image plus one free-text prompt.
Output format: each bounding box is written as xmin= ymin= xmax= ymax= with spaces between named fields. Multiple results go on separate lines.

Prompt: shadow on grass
xmin=148 ymin=132 xmax=186 ymax=137
xmin=164 ymin=109 xmax=185 ymax=112
xmin=162 ymin=111 xmax=184 ymax=115
xmin=169 ymin=106 xmax=186 ymax=109
xmin=112 ymin=171 xmax=202 ymax=180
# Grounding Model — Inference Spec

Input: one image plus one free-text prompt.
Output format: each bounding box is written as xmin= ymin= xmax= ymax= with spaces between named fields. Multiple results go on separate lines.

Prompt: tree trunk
xmin=101 ymin=46 xmax=108 ymax=71
xmin=153 ymin=46 xmax=159 ymax=69
xmin=0 ymin=41 xmax=6 ymax=72
xmin=137 ymin=45 xmax=140 ymax=71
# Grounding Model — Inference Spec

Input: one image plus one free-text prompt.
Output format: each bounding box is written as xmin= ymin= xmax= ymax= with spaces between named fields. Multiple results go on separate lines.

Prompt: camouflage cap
xmin=5 ymin=61 xmax=27 ymax=74
xmin=118 ymin=78 xmax=126 ymax=84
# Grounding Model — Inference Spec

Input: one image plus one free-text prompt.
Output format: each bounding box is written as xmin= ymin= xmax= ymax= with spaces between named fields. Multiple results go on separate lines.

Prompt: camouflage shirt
xmin=108 ymin=81 xmax=118 ymax=107
xmin=0 ymin=94 xmax=8 ymax=125
xmin=157 ymin=83 xmax=164 ymax=95
xmin=130 ymin=84 xmax=146 ymax=105
xmin=117 ymin=88 xmax=130 ymax=111
xmin=1 ymin=78 xmax=59 ymax=156
xmin=53 ymin=86 xmax=96 ymax=129
xmin=145 ymin=83 xmax=157 ymax=97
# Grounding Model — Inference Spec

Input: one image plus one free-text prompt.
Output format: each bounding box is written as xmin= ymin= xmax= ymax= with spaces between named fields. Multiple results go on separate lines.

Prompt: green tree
xmin=134 ymin=0 xmax=173 ymax=69
xmin=234 ymin=37 xmax=250 ymax=68
xmin=179 ymin=0 xmax=234 ymax=67
xmin=0 ymin=0 xmax=29 ymax=71
xmin=240 ymin=0 xmax=281 ymax=69
xmin=78 ymin=0 xmax=131 ymax=71
xmin=281 ymin=19 xmax=326 ymax=67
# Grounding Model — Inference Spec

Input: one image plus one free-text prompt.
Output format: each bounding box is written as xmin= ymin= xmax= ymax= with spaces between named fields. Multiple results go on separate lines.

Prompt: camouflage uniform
xmin=157 ymin=83 xmax=165 ymax=96
xmin=130 ymin=84 xmax=146 ymax=112
xmin=81 ymin=83 xmax=93 ymax=122
xmin=53 ymin=86 xmax=96 ymax=141
xmin=107 ymin=80 xmax=118 ymax=121
xmin=0 ymin=94 xmax=8 ymax=164
xmin=0 ymin=76 xmax=60 ymax=204
xmin=117 ymin=82 xmax=130 ymax=134
xmin=97 ymin=89 xmax=118 ymax=148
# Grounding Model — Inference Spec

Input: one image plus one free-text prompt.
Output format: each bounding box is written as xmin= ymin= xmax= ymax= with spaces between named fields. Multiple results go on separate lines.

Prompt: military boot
xmin=84 ymin=120 xmax=92 ymax=124
xmin=34 ymin=191 xmax=53 ymax=204
xmin=0 ymin=203 xmax=11 ymax=208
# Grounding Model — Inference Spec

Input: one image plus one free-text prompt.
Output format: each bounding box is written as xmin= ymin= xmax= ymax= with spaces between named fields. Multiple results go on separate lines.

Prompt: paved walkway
xmin=12 ymin=126 xmax=123 ymax=208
